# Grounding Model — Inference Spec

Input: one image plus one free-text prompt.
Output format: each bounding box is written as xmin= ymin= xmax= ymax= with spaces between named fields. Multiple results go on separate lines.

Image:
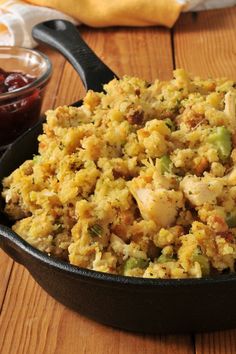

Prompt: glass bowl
xmin=0 ymin=46 xmax=52 ymax=152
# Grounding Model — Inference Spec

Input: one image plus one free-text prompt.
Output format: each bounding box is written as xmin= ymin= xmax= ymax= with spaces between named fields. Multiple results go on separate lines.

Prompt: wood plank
xmin=196 ymin=331 xmax=236 ymax=354
xmin=40 ymin=45 xmax=66 ymax=112
xmin=80 ymin=26 xmax=174 ymax=81
xmin=54 ymin=26 xmax=174 ymax=108
xmin=174 ymin=7 xmax=236 ymax=78
xmin=0 ymin=265 xmax=62 ymax=354
xmin=0 ymin=27 xmax=194 ymax=354
xmin=0 ymin=47 xmax=65 ymax=312
xmin=174 ymin=7 xmax=236 ymax=354
xmin=0 ymin=264 xmax=194 ymax=354
xmin=0 ymin=251 xmax=13 ymax=311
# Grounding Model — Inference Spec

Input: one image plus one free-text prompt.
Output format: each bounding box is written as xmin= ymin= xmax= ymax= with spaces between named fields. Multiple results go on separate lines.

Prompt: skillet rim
xmin=1 ymin=223 xmax=236 ymax=287
xmin=1 ymin=108 xmax=236 ymax=288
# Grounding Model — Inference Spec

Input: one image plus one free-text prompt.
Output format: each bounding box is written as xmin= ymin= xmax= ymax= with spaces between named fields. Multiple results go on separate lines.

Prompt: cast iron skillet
xmin=0 ymin=20 xmax=236 ymax=334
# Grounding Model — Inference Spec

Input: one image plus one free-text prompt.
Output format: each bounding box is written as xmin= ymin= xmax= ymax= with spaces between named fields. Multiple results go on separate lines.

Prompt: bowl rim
xmin=0 ymin=45 xmax=52 ymax=101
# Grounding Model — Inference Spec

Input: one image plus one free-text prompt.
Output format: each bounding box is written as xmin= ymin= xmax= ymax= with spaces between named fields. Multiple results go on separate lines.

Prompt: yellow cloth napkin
xmin=0 ymin=0 xmax=77 ymax=46
xmin=26 ymin=0 xmax=185 ymax=28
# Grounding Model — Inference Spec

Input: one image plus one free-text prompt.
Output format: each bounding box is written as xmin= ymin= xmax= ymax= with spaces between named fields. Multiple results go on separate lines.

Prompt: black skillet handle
xmin=32 ymin=20 xmax=117 ymax=92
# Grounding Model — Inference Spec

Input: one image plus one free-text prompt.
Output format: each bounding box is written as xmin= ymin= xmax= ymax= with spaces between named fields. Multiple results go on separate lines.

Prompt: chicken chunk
xmin=180 ymin=175 xmax=224 ymax=206
xmin=129 ymin=177 xmax=183 ymax=227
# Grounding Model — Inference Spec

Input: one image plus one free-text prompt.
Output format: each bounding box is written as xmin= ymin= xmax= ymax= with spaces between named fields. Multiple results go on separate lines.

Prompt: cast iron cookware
xmin=0 ymin=20 xmax=236 ymax=334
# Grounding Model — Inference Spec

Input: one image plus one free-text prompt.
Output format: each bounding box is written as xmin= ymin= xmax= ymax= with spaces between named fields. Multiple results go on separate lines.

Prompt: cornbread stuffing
xmin=2 ymin=69 xmax=236 ymax=279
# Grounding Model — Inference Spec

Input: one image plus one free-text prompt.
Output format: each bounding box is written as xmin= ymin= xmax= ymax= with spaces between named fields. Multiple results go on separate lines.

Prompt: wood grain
xmin=174 ymin=7 xmax=236 ymax=354
xmin=195 ymin=330 xmax=236 ymax=354
xmin=0 ymin=26 xmax=194 ymax=354
xmin=0 ymin=262 xmax=194 ymax=354
xmin=0 ymin=264 xmax=62 ymax=354
xmin=40 ymin=45 xmax=66 ymax=112
xmin=0 ymin=251 xmax=13 ymax=311
xmin=54 ymin=26 xmax=174 ymax=107
xmin=174 ymin=8 xmax=236 ymax=78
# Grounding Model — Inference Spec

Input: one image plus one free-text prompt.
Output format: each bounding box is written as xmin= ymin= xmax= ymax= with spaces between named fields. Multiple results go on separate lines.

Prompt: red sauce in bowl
xmin=0 ymin=68 xmax=42 ymax=149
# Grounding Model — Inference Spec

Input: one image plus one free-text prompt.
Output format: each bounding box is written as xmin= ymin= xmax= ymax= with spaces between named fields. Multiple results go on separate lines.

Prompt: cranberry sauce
xmin=0 ymin=68 xmax=42 ymax=149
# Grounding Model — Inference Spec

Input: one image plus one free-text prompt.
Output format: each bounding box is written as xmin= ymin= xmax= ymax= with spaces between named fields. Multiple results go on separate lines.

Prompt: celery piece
xmin=160 ymin=155 xmax=172 ymax=174
xmin=123 ymin=257 xmax=148 ymax=274
xmin=192 ymin=254 xmax=210 ymax=276
xmin=164 ymin=118 xmax=175 ymax=132
xmin=226 ymin=210 xmax=236 ymax=228
xmin=33 ymin=155 xmax=41 ymax=163
xmin=207 ymin=126 xmax=232 ymax=161
xmin=88 ymin=224 xmax=103 ymax=237
xmin=157 ymin=254 xmax=173 ymax=263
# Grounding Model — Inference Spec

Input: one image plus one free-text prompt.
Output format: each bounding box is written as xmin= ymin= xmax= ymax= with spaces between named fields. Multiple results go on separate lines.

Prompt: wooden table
xmin=1 ymin=7 xmax=236 ymax=354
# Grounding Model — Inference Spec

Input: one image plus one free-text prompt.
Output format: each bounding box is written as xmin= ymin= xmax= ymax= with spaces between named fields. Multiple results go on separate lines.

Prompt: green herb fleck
xmin=59 ymin=142 xmax=64 ymax=150
xmin=164 ymin=118 xmax=176 ymax=132
xmin=88 ymin=224 xmax=103 ymax=237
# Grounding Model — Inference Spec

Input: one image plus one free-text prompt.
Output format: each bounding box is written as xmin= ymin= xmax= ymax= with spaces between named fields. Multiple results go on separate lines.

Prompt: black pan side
xmin=0 ymin=115 xmax=236 ymax=333
xmin=1 ymin=221 xmax=236 ymax=334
